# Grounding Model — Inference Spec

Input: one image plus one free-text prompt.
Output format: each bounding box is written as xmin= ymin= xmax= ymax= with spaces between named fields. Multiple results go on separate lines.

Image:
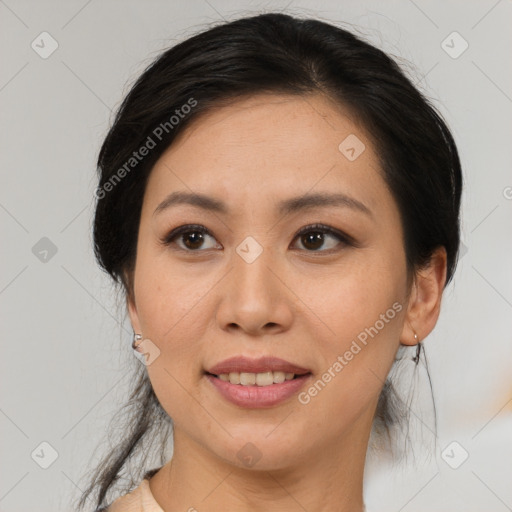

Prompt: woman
xmin=78 ymin=11 xmax=462 ymax=512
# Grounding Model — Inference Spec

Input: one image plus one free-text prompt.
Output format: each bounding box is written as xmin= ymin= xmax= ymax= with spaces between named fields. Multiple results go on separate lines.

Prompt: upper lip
xmin=206 ymin=356 xmax=311 ymax=376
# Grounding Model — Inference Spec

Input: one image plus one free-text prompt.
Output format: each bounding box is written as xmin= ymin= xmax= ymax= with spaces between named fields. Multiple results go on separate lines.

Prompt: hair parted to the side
xmin=77 ymin=12 xmax=462 ymax=511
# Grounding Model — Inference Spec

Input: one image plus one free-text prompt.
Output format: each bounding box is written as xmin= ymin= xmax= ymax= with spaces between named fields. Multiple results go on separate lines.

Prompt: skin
xmin=126 ymin=93 xmax=447 ymax=512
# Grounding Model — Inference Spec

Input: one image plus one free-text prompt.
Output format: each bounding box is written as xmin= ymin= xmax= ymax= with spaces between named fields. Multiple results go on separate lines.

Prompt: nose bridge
xmin=231 ymin=235 xmax=276 ymax=299
xmin=215 ymin=235 xmax=291 ymax=333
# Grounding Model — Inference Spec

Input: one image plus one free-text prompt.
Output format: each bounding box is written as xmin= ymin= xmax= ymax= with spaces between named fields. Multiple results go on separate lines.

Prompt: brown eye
xmin=292 ymin=224 xmax=351 ymax=252
xmin=162 ymin=225 xmax=220 ymax=251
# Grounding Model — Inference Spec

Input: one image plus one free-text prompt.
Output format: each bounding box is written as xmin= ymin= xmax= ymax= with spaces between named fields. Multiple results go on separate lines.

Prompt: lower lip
xmin=205 ymin=373 xmax=312 ymax=408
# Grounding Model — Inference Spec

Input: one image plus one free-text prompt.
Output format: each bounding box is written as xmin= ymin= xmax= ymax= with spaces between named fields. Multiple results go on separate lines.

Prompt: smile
xmin=204 ymin=371 xmax=312 ymax=408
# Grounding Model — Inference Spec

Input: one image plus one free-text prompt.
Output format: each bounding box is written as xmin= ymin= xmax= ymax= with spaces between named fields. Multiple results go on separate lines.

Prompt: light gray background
xmin=1 ymin=1 xmax=511 ymax=511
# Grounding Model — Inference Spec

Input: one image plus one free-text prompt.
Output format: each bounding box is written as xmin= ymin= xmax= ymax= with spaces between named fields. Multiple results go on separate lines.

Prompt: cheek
xmin=131 ymin=261 xmax=207 ymax=404
xmin=296 ymin=281 xmax=404 ymax=433
xmin=134 ymin=242 xmax=214 ymax=338
xmin=300 ymin=252 xmax=406 ymax=397
xmin=134 ymin=260 xmax=211 ymax=421
xmin=306 ymin=259 xmax=404 ymax=344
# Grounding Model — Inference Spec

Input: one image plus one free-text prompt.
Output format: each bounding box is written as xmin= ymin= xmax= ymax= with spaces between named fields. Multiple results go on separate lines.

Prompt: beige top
xmin=106 ymin=473 xmax=368 ymax=511
xmin=108 ymin=478 xmax=164 ymax=512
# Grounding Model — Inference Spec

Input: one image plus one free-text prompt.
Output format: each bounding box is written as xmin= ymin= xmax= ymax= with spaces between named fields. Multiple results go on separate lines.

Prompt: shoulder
xmin=105 ymin=482 xmax=143 ymax=512
xmin=104 ymin=469 xmax=164 ymax=512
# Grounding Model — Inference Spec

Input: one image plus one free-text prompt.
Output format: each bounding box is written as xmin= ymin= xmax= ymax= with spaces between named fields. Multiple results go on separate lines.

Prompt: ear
xmin=127 ymin=292 xmax=142 ymax=335
xmin=400 ymin=246 xmax=447 ymax=345
xmin=124 ymin=271 xmax=142 ymax=334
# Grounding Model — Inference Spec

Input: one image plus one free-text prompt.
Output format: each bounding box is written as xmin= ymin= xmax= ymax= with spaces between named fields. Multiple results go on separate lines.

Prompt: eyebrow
xmin=153 ymin=190 xmax=373 ymax=218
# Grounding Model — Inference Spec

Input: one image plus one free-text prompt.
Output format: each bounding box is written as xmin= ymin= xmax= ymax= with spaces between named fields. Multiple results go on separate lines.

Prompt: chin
xmin=209 ymin=431 xmax=305 ymax=471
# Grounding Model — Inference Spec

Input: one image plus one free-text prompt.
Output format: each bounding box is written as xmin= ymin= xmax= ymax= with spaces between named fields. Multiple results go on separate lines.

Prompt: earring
xmin=412 ymin=332 xmax=421 ymax=364
xmin=132 ymin=333 xmax=143 ymax=351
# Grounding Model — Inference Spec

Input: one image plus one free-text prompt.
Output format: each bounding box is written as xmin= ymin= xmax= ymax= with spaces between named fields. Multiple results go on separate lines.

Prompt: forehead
xmin=143 ymin=93 xmax=392 ymax=220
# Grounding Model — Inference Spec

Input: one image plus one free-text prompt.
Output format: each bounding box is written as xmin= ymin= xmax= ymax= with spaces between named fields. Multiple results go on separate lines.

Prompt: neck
xmin=149 ymin=415 xmax=372 ymax=512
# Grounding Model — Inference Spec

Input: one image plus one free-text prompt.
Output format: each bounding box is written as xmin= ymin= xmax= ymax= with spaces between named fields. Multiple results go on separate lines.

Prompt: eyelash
xmin=161 ymin=223 xmax=354 ymax=254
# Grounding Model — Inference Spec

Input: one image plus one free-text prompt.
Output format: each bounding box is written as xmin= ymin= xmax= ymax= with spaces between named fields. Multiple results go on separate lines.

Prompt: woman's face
xmin=128 ymin=93 xmax=413 ymax=470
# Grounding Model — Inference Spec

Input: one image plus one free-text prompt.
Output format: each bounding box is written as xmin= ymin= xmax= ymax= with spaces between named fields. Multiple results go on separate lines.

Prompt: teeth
xmin=273 ymin=371 xmax=286 ymax=384
xmin=240 ymin=372 xmax=256 ymax=385
xmin=229 ymin=372 xmax=240 ymax=385
xmin=216 ymin=371 xmax=298 ymax=386
xmin=256 ymin=371 xmax=273 ymax=386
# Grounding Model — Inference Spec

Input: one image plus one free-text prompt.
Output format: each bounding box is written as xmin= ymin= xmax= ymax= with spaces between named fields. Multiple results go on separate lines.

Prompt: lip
xmin=205 ymin=373 xmax=312 ymax=408
xmin=206 ymin=356 xmax=311 ymax=376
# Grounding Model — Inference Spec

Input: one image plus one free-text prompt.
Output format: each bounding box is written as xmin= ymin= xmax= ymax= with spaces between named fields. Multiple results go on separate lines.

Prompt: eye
xmin=291 ymin=223 xmax=351 ymax=252
xmin=161 ymin=224 xmax=220 ymax=251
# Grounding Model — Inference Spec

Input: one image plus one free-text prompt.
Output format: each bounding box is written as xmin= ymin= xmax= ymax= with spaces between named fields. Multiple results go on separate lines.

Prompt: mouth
xmin=205 ymin=355 xmax=311 ymax=377
xmin=203 ymin=356 xmax=313 ymax=408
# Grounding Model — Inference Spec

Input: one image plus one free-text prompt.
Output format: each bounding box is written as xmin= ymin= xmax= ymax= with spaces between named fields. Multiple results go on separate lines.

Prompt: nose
xmin=215 ymin=246 xmax=294 ymax=336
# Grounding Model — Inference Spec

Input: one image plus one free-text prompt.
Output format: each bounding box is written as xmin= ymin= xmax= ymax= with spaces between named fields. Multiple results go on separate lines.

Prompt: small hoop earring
xmin=412 ymin=332 xmax=421 ymax=364
xmin=132 ymin=333 xmax=142 ymax=351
